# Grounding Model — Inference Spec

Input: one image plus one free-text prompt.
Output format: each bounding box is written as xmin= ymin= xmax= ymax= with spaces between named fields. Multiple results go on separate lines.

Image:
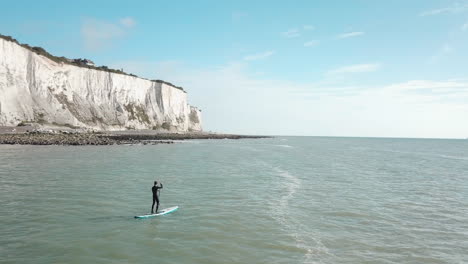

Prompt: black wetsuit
xmin=151 ymin=184 xmax=163 ymax=213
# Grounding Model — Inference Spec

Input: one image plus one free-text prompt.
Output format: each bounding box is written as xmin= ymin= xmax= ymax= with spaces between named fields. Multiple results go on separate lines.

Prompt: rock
xmin=0 ymin=132 xmax=269 ymax=146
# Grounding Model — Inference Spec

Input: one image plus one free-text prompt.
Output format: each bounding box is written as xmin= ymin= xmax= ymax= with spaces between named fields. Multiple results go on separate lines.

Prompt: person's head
xmin=154 ymin=181 xmax=158 ymax=186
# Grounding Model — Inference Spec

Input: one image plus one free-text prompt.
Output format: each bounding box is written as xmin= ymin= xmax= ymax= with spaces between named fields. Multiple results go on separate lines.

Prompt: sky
xmin=1 ymin=0 xmax=468 ymax=138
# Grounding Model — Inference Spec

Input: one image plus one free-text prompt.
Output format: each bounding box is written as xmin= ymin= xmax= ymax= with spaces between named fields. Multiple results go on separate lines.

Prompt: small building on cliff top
xmin=73 ymin=58 xmax=95 ymax=66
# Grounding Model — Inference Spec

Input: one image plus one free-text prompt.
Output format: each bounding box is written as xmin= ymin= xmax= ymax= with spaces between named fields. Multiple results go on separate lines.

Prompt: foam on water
xmin=274 ymin=144 xmax=294 ymax=148
xmin=265 ymin=164 xmax=331 ymax=263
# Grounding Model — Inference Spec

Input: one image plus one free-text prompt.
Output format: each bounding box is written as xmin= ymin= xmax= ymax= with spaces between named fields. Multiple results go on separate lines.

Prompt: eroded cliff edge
xmin=0 ymin=36 xmax=202 ymax=132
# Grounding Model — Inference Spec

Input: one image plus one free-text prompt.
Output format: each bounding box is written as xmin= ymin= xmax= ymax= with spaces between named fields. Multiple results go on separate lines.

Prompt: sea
xmin=1 ymin=137 xmax=467 ymax=264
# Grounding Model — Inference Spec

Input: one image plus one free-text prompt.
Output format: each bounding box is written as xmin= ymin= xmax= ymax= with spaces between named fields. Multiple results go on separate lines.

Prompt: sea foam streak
xmin=275 ymin=144 xmax=294 ymax=148
xmin=265 ymin=164 xmax=330 ymax=263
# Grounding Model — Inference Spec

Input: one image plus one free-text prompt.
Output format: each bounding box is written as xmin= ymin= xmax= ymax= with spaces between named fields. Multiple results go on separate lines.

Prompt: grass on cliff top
xmin=0 ymin=34 xmax=185 ymax=92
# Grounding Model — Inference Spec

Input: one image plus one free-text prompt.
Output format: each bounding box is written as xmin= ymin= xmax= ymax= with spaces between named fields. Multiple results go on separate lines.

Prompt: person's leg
xmin=151 ymin=197 xmax=156 ymax=214
xmin=155 ymin=196 xmax=160 ymax=213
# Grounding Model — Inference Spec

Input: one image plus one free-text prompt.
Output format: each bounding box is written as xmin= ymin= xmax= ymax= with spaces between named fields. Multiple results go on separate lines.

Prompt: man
xmin=151 ymin=181 xmax=163 ymax=214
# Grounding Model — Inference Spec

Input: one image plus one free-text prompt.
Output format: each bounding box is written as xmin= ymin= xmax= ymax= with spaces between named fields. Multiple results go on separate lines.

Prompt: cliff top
xmin=0 ymin=34 xmax=185 ymax=92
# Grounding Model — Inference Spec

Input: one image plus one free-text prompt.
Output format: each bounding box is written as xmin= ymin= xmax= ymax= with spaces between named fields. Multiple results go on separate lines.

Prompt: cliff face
xmin=0 ymin=37 xmax=202 ymax=131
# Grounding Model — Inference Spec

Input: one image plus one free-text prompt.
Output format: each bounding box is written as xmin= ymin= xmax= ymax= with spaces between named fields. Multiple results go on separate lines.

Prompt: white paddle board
xmin=134 ymin=206 xmax=179 ymax=219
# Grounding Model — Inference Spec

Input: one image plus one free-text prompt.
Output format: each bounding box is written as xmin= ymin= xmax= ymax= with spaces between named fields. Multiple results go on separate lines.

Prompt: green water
xmin=1 ymin=137 xmax=468 ymax=263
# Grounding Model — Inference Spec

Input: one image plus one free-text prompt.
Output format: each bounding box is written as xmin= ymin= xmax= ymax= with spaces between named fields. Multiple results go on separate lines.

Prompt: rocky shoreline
xmin=0 ymin=133 xmax=172 ymax=146
xmin=0 ymin=130 xmax=270 ymax=146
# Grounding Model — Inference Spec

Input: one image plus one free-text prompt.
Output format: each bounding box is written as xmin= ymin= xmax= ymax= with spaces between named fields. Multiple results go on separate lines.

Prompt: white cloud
xmin=120 ymin=17 xmax=136 ymax=28
xmin=81 ymin=17 xmax=135 ymax=51
xmin=420 ymin=3 xmax=468 ymax=16
xmin=337 ymin=31 xmax=365 ymax=39
xmin=304 ymin=40 xmax=319 ymax=47
xmin=328 ymin=63 xmax=381 ymax=74
xmin=243 ymin=51 xmax=275 ymax=61
xmin=281 ymin=29 xmax=300 ymax=38
xmin=384 ymin=79 xmax=468 ymax=93
xmin=379 ymin=79 xmax=468 ymax=107
xmin=281 ymin=26 xmax=314 ymax=38
xmin=111 ymin=60 xmax=468 ymax=138
xmin=462 ymin=22 xmax=468 ymax=31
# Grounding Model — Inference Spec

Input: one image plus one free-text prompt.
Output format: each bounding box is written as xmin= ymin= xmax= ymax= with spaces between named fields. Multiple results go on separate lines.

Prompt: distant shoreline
xmin=0 ymin=126 xmax=270 ymax=146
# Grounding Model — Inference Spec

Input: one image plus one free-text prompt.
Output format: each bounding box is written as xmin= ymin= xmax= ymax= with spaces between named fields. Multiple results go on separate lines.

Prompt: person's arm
xmin=160 ymin=183 xmax=163 ymax=189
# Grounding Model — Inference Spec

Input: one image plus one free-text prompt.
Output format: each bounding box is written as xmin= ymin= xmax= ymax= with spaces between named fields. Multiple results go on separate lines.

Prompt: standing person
xmin=151 ymin=181 xmax=163 ymax=214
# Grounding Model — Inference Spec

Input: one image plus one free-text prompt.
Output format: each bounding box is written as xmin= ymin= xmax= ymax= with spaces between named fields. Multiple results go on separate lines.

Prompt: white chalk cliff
xmin=0 ymin=36 xmax=202 ymax=131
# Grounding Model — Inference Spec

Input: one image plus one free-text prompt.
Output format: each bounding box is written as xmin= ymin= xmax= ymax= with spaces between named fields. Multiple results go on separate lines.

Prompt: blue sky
xmin=2 ymin=0 xmax=468 ymax=138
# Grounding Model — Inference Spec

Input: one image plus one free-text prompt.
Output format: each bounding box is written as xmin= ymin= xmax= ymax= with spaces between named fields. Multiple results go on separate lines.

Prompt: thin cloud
xmin=304 ymin=40 xmax=319 ymax=47
xmin=303 ymin=25 xmax=315 ymax=30
xmin=81 ymin=17 xmax=135 ymax=51
xmin=328 ymin=63 xmax=381 ymax=74
xmin=383 ymin=80 xmax=468 ymax=101
xmin=337 ymin=31 xmax=365 ymax=39
xmin=385 ymin=80 xmax=468 ymax=92
xmin=243 ymin=51 xmax=275 ymax=61
xmin=429 ymin=43 xmax=453 ymax=64
xmin=420 ymin=3 xmax=468 ymax=16
xmin=120 ymin=17 xmax=136 ymax=28
xmin=462 ymin=22 xmax=468 ymax=31
xmin=441 ymin=44 xmax=453 ymax=53
xmin=282 ymin=29 xmax=300 ymax=38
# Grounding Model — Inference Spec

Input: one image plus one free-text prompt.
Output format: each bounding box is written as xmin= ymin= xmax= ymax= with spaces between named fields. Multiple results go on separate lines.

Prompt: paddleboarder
xmin=151 ymin=181 xmax=163 ymax=214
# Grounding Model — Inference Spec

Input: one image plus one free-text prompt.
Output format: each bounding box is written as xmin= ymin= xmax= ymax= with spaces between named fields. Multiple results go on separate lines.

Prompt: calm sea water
xmin=1 ymin=137 xmax=467 ymax=264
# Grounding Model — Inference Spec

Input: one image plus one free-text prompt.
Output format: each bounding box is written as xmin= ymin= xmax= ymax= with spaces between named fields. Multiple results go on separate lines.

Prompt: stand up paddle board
xmin=134 ymin=206 xmax=179 ymax=219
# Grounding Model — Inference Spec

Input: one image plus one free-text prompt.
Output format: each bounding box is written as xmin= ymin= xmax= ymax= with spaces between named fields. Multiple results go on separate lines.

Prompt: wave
xmin=221 ymin=144 xmax=261 ymax=152
xmin=377 ymin=149 xmax=468 ymax=161
xmin=264 ymin=164 xmax=332 ymax=263
xmin=170 ymin=140 xmax=202 ymax=144
xmin=274 ymin=144 xmax=294 ymax=148
xmin=438 ymin=154 xmax=468 ymax=161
